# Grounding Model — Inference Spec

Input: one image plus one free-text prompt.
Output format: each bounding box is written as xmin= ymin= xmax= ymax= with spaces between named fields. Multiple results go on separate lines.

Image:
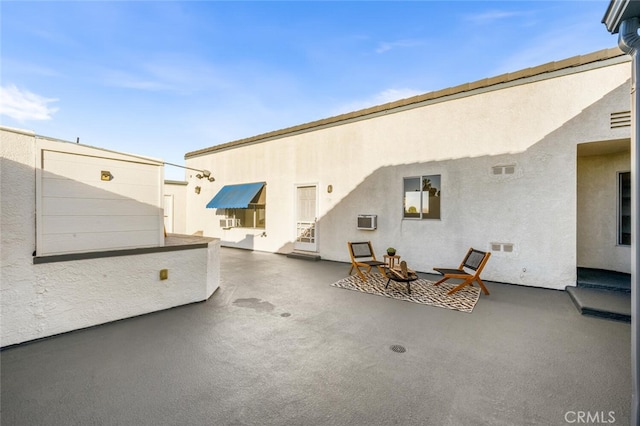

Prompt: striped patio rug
xmin=331 ymin=272 xmax=481 ymax=313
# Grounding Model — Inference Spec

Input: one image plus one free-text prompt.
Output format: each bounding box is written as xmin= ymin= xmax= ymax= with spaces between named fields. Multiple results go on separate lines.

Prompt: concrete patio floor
xmin=0 ymin=248 xmax=631 ymax=425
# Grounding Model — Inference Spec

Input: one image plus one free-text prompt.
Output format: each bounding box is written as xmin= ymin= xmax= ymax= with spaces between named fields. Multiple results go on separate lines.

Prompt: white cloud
xmin=102 ymin=69 xmax=171 ymax=92
xmin=376 ymin=39 xmax=424 ymax=54
xmin=101 ymin=56 xmax=229 ymax=95
xmin=332 ymin=88 xmax=425 ymax=115
xmin=0 ymin=85 xmax=59 ymax=122
xmin=464 ymin=10 xmax=530 ymax=25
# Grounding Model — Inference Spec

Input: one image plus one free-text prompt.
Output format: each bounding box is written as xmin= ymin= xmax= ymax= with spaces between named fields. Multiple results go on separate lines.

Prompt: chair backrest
xmin=462 ymin=248 xmax=490 ymax=271
xmin=348 ymin=241 xmax=376 ymax=260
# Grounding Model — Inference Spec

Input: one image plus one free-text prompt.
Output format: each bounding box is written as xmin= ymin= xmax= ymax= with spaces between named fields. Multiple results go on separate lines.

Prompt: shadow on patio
xmin=0 ymin=248 xmax=631 ymax=425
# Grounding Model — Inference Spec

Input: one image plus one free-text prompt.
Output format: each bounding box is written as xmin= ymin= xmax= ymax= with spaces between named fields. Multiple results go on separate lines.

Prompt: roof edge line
xmin=185 ymin=47 xmax=625 ymax=159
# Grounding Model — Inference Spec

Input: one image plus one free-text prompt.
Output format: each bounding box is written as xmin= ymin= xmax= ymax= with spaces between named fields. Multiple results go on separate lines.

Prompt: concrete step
xmin=286 ymin=251 xmax=321 ymax=261
xmin=566 ymin=286 xmax=631 ymax=323
xmin=577 ymin=267 xmax=630 ymax=293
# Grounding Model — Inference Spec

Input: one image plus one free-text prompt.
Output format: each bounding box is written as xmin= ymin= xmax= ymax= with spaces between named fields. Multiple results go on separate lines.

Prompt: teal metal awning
xmin=206 ymin=182 xmax=265 ymax=209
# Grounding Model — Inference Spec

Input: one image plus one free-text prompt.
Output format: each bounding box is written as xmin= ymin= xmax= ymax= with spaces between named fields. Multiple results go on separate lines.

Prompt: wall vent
xmin=492 ymin=165 xmax=516 ymax=175
xmin=491 ymin=243 xmax=514 ymax=252
xmin=610 ymin=111 xmax=631 ymax=129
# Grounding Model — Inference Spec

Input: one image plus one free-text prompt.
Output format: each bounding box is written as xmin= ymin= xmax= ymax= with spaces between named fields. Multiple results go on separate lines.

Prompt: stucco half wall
xmin=1 ymin=239 xmax=220 ymax=348
xmin=1 ymin=127 xmax=220 ymax=347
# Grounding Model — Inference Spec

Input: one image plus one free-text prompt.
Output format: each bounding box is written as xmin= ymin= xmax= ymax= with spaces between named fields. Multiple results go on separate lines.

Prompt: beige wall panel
xmin=40 ymin=230 xmax=161 ymax=253
xmin=43 ymin=151 xmax=160 ymax=200
xmin=42 ymin=215 xmax=157 ymax=233
xmin=41 ymin=197 xmax=160 ymax=217
xmin=42 ymin=174 xmax=159 ymax=204
xmin=39 ymin=149 xmax=164 ymax=255
xmin=42 ymin=178 xmax=130 ymax=200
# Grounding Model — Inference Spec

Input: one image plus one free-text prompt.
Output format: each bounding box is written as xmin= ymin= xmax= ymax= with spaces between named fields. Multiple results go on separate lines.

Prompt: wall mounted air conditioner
xmin=220 ymin=218 xmax=240 ymax=229
xmin=357 ymin=214 xmax=377 ymax=230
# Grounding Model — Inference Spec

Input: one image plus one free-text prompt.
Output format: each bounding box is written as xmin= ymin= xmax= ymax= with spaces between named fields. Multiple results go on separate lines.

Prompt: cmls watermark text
xmin=564 ymin=411 xmax=616 ymax=424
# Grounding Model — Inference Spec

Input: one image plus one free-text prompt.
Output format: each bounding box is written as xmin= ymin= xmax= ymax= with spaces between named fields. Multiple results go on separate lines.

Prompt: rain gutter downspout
xmin=618 ymin=17 xmax=640 ymax=425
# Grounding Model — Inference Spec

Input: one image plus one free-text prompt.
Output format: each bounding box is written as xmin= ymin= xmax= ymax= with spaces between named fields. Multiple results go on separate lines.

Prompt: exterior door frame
xmin=163 ymin=194 xmax=174 ymax=234
xmin=294 ymin=183 xmax=318 ymax=252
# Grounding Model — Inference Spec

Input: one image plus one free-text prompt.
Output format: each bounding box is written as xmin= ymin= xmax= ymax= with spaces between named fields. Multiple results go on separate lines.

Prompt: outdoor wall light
xmin=195 ymin=186 xmax=201 ymax=194
xmin=196 ymin=169 xmax=214 ymax=181
xmin=101 ymin=170 xmax=113 ymax=181
xmin=163 ymin=162 xmax=215 ymax=183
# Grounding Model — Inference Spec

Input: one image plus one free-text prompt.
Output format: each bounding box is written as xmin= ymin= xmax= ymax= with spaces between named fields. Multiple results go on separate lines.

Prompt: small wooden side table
xmin=383 ymin=254 xmax=401 ymax=269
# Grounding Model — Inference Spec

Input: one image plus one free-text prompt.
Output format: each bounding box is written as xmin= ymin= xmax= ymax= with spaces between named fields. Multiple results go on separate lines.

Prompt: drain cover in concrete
xmin=390 ymin=345 xmax=406 ymax=353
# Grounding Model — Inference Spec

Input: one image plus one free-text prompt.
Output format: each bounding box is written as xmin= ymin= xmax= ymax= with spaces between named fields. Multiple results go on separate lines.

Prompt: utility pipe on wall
xmin=618 ymin=17 xmax=640 ymax=425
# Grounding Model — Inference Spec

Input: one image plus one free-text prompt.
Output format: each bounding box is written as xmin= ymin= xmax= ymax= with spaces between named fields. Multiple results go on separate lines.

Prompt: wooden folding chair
xmin=433 ymin=248 xmax=491 ymax=295
xmin=347 ymin=241 xmax=386 ymax=281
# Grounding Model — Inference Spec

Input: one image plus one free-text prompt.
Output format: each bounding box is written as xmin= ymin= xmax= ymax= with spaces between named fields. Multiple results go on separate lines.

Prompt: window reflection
xmin=403 ymin=175 xmax=441 ymax=219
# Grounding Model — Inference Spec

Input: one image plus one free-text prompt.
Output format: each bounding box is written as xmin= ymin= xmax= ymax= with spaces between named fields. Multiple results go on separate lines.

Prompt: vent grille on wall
xmin=610 ymin=111 xmax=631 ymax=129
xmin=492 ymin=165 xmax=515 ymax=175
xmin=491 ymin=243 xmax=514 ymax=252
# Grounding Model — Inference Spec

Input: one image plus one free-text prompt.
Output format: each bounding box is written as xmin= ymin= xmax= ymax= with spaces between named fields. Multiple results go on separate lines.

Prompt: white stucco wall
xmin=185 ymin=53 xmax=631 ymax=290
xmin=577 ymin=150 xmax=631 ymax=273
xmin=1 ymin=127 xmax=220 ymax=347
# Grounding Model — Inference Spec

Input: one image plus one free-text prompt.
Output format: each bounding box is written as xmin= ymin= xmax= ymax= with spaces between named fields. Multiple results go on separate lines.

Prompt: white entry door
xmin=163 ymin=194 xmax=174 ymax=233
xmin=294 ymin=185 xmax=317 ymax=252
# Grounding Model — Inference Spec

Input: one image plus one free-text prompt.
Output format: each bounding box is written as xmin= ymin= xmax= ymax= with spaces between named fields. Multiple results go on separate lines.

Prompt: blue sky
xmin=1 ymin=1 xmax=618 ymax=180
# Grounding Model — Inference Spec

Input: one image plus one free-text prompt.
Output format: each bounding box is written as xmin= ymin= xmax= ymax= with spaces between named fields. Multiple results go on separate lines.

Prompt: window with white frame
xmin=403 ymin=175 xmax=441 ymax=219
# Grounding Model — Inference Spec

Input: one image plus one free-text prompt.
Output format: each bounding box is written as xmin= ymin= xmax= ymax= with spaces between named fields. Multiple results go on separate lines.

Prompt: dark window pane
xmin=619 ymin=172 xmax=631 ymax=246
xmin=404 ymin=177 xmax=421 ymax=218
